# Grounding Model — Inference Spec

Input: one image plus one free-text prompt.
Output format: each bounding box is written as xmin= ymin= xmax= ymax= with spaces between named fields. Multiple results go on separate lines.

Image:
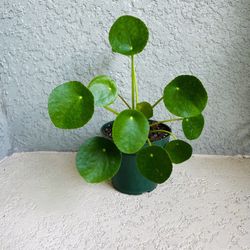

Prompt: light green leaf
xmin=182 ymin=114 xmax=205 ymax=140
xmin=76 ymin=137 xmax=121 ymax=183
xmin=136 ymin=145 xmax=172 ymax=184
xmin=48 ymin=81 xmax=94 ymax=129
xmin=163 ymin=75 xmax=207 ymax=117
xmin=112 ymin=109 xmax=149 ymax=154
xmin=88 ymin=75 xmax=118 ymax=107
xmin=165 ymin=140 xmax=192 ymax=164
xmin=109 ymin=15 xmax=149 ymax=55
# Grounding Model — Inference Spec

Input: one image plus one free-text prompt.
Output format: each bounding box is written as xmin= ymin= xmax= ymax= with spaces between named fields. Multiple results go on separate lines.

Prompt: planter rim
xmin=100 ymin=120 xmax=172 ymax=144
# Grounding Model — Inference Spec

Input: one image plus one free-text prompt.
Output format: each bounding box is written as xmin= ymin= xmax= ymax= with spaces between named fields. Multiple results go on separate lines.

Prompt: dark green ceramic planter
xmin=101 ymin=121 xmax=171 ymax=195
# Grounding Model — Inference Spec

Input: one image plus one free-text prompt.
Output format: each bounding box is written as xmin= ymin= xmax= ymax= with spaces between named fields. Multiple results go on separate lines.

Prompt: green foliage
xmin=136 ymin=146 xmax=172 ymax=183
xmin=76 ymin=137 xmax=121 ymax=183
xmin=182 ymin=114 xmax=205 ymax=140
xmin=136 ymin=102 xmax=153 ymax=119
xmin=109 ymin=15 xmax=149 ymax=55
xmin=88 ymin=75 xmax=118 ymax=107
xmin=48 ymin=15 xmax=208 ymax=185
xmin=163 ymin=75 xmax=207 ymax=117
xmin=112 ymin=109 xmax=149 ymax=154
xmin=165 ymin=140 xmax=192 ymax=164
xmin=48 ymin=81 xmax=94 ymax=129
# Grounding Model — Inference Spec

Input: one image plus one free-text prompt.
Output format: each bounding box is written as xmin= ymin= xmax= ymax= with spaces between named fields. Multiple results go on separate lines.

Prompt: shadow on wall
xmin=42 ymin=50 xmax=116 ymax=149
xmin=0 ymin=101 xmax=12 ymax=159
xmin=222 ymin=5 xmax=250 ymax=154
xmin=12 ymin=48 xmax=115 ymax=156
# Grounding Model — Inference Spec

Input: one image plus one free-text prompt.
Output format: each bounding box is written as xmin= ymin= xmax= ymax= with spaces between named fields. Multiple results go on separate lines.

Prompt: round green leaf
xmin=136 ymin=101 xmax=153 ymax=119
xmin=48 ymin=81 xmax=94 ymax=129
xmin=76 ymin=137 xmax=121 ymax=183
xmin=136 ymin=146 xmax=172 ymax=184
xmin=109 ymin=15 xmax=149 ymax=55
xmin=112 ymin=109 xmax=149 ymax=154
xmin=88 ymin=75 xmax=118 ymax=107
xmin=165 ymin=140 xmax=192 ymax=164
xmin=163 ymin=75 xmax=208 ymax=117
xmin=182 ymin=114 xmax=205 ymax=140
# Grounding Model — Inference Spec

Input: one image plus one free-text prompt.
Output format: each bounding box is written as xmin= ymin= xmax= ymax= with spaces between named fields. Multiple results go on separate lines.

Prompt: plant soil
xmin=102 ymin=120 xmax=171 ymax=142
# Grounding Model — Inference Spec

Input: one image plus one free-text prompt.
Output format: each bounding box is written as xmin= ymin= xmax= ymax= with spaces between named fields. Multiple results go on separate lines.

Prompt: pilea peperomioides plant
xmin=48 ymin=15 xmax=208 ymax=188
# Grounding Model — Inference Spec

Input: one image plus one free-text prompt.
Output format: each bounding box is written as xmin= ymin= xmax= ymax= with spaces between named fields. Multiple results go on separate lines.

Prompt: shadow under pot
xmin=101 ymin=120 xmax=171 ymax=195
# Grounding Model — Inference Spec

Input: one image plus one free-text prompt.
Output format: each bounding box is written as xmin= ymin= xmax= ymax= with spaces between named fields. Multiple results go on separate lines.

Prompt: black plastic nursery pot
xmin=101 ymin=121 xmax=171 ymax=195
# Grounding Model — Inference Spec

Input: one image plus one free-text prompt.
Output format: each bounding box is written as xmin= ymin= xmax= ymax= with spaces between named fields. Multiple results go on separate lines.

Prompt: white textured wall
xmin=0 ymin=0 xmax=250 ymax=158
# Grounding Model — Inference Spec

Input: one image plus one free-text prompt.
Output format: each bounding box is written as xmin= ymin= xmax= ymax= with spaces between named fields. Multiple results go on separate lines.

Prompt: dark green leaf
xmin=88 ymin=75 xmax=118 ymax=107
xmin=163 ymin=75 xmax=208 ymax=117
xmin=165 ymin=140 xmax=192 ymax=164
xmin=136 ymin=146 xmax=172 ymax=184
xmin=48 ymin=81 xmax=94 ymax=129
xmin=136 ymin=101 xmax=153 ymax=119
xmin=182 ymin=114 xmax=205 ymax=140
xmin=76 ymin=137 xmax=121 ymax=183
xmin=112 ymin=109 xmax=149 ymax=154
xmin=109 ymin=15 xmax=149 ymax=55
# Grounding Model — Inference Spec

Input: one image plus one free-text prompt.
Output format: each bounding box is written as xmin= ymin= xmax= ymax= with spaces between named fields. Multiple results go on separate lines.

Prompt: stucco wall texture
xmin=0 ymin=0 xmax=250 ymax=158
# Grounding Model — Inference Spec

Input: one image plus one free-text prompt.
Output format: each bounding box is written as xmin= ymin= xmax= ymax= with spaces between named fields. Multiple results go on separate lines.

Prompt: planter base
xmin=111 ymin=153 xmax=157 ymax=195
xmin=112 ymin=178 xmax=157 ymax=195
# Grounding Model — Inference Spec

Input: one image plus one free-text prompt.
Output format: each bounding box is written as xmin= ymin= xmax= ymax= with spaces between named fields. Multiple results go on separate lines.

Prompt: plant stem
xmin=131 ymin=55 xmax=138 ymax=108
xmin=150 ymin=118 xmax=183 ymax=126
xmin=118 ymin=94 xmax=131 ymax=109
xmin=134 ymin=62 xmax=139 ymax=105
xmin=150 ymin=129 xmax=177 ymax=140
xmin=147 ymin=138 xmax=152 ymax=146
xmin=152 ymin=96 xmax=163 ymax=108
xmin=104 ymin=106 xmax=119 ymax=115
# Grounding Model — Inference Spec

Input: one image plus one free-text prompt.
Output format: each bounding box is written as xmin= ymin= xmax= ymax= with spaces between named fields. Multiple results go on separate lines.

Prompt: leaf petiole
xmin=147 ymin=138 xmax=152 ymax=146
xmin=150 ymin=118 xmax=183 ymax=126
xmin=118 ymin=94 xmax=131 ymax=109
xmin=131 ymin=55 xmax=139 ymax=108
xmin=104 ymin=106 xmax=119 ymax=115
xmin=152 ymin=96 xmax=163 ymax=108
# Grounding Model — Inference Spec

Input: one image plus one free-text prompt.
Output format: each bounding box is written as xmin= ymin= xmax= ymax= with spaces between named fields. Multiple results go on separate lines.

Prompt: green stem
xmin=150 ymin=118 xmax=183 ymax=126
xmin=131 ymin=55 xmax=138 ymax=108
xmin=150 ymin=129 xmax=177 ymax=140
xmin=118 ymin=94 xmax=131 ymax=109
xmin=152 ymin=96 xmax=163 ymax=108
xmin=147 ymin=138 xmax=152 ymax=146
xmin=104 ymin=106 xmax=119 ymax=115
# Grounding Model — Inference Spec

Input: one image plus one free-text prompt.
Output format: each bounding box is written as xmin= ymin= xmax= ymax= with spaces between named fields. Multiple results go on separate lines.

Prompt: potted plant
xmin=48 ymin=15 xmax=208 ymax=195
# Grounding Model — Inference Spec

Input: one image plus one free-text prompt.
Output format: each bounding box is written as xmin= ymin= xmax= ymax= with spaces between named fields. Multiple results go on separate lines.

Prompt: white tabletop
xmin=0 ymin=152 xmax=250 ymax=250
